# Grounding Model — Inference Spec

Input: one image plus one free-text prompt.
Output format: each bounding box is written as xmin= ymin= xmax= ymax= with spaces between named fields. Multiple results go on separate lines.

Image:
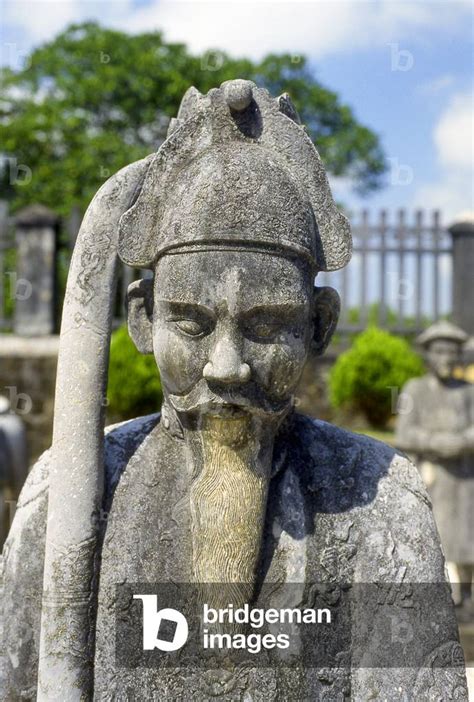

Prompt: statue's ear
xmin=126 ymin=277 xmax=154 ymax=354
xmin=311 ymin=286 xmax=340 ymax=356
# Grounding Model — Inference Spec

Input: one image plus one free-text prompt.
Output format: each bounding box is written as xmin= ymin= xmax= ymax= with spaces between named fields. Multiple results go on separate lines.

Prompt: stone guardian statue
xmin=0 ymin=81 xmax=468 ymax=701
xmin=396 ymin=320 xmax=474 ymax=613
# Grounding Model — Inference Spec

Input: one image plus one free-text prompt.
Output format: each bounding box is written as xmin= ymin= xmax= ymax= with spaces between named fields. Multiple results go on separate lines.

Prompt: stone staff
xmin=37 ymin=157 xmax=152 ymax=700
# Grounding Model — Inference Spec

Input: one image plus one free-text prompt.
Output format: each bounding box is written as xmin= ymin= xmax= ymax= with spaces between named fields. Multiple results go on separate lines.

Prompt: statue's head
xmin=417 ymin=320 xmax=468 ymax=381
xmin=120 ymin=80 xmax=351 ymax=430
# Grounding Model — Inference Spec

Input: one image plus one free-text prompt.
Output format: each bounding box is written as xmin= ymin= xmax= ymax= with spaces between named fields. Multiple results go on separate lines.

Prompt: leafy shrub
xmin=329 ymin=327 xmax=424 ymax=428
xmin=107 ymin=325 xmax=162 ymax=421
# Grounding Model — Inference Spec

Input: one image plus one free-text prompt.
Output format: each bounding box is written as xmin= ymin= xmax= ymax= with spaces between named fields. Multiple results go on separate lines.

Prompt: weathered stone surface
xmin=396 ymin=375 xmax=474 ymax=563
xmin=449 ymin=213 xmax=474 ymax=336
xmin=36 ymin=156 xmax=153 ymax=700
xmin=396 ymin=321 xmax=474 ymax=578
xmin=14 ymin=205 xmax=59 ymax=336
xmin=118 ymin=81 xmax=351 ymax=271
xmin=0 ymin=81 xmax=468 ymax=700
xmin=1 ymin=414 xmax=467 ymax=700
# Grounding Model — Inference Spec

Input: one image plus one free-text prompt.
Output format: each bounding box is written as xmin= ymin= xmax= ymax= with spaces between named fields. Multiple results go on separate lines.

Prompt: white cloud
xmin=413 ymin=90 xmax=474 ymax=221
xmin=434 ymin=92 xmax=473 ymax=171
xmin=2 ymin=0 xmax=472 ymax=64
xmin=3 ymin=1 xmax=84 ymax=46
xmin=122 ymin=1 xmax=472 ymax=60
xmin=414 ymin=176 xmax=472 ymax=224
xmin=1 ymin=0 xmax=134 ymax=50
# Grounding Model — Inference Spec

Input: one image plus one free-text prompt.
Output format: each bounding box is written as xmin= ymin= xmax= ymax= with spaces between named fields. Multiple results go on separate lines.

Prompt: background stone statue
xmin=396 ymin=320 xmax=474 ymax=614
xmin=0 ymin=81 xmax=468 ymax=701
xmin=0 ymin=395 xmax=28 ymax=548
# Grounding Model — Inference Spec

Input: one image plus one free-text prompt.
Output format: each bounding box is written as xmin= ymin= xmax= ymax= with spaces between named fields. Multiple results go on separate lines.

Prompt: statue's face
xmin=152 ymin=250 xmax=313 ymax=417
xmin=426 ymin=339 xmax=461 ymax=380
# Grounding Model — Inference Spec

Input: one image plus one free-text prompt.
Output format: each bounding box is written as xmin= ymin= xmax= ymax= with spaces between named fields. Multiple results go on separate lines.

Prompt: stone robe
xmin=395 ymin=376 xmax=474 ymax=564
xmin=0 ymin=413 xmax=468 ymax=701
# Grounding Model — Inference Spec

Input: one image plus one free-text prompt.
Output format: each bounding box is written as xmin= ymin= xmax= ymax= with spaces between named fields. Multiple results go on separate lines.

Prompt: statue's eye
xmin=251 ymin=322 xmax=282 ymax=339
xmin=174 ymin=320 xmax=205 ymax=337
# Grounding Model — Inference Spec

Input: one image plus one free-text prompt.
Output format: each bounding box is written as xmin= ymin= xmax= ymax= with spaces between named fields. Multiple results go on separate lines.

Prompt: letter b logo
xmin=133 ymin=595 xmax=189 ymax=651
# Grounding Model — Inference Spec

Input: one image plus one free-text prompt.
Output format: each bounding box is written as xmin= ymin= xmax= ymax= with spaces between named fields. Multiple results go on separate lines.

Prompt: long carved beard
xmin=187 ymin=413 xmax=274 ymax=613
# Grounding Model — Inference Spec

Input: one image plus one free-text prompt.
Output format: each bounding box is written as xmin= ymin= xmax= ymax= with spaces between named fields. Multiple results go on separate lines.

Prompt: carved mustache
xmin=167 ymin=378 xmax=290 ymax=418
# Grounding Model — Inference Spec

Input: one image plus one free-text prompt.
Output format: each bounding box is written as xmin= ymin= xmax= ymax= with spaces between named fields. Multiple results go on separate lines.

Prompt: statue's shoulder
xmin=0 ymin=414 xmax=160 ymax=698
xmin=0 ymin=413 xmax=160 ymax=694
xmin=2 ymin=413 xmax=160 ymax=554
xmin=104 ymin=411 xmax=160 ymax=448
xmin=10 ymin=411 xmax=160 ymax=500
xmin=291 ymin=413 xmax=431 ymax=513
xmin=291 ymin=415 xmax=445 ymax=579
xmin=103 ymin=412 xmax=161 ymax=487
xmin=400 ymin=374 xmax=429 ymax=395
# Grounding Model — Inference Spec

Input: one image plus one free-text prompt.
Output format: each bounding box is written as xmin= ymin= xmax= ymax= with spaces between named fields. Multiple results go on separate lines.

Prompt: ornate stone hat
xmin=118 ymin=79 xmax=352 ymax=272
xmin=416 ymin=320 xmax=468 ymax=348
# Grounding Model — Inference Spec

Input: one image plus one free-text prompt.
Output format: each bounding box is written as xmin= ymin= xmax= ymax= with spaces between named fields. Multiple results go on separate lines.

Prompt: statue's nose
xmin=203 ymin=334 xmax=251 ymax=385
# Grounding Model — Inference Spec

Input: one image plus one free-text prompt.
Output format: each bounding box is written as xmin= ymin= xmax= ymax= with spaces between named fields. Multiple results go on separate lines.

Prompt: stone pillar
xmin=448 ymin=213 xmax=474 ymax=335
xmin=14 ymin=204 xmax=59 ymax=336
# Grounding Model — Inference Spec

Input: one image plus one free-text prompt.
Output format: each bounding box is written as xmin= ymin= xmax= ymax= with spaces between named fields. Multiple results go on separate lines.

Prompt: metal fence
xmin=318 ymin=209 xmax=453 ymax=335
xmin=0 ymin=203 xmax=458 ymax=336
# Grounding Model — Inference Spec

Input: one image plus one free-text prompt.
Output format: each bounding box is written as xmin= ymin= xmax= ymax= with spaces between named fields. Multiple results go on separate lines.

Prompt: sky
xmin=1 ymin=0 xmax=473 ymax=225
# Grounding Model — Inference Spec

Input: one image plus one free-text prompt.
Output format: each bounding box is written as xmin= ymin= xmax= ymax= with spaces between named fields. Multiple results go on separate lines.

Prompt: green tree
xmin=0 ymin=22 xmax=386 ymax=217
